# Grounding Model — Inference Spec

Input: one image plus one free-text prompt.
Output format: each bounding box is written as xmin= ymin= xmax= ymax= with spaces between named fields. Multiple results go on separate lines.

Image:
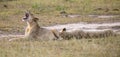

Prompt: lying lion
xmin=60 ymin=28 xmax=117 ymax=40
xmin=9 ymin=11 xmax=62 ymax=41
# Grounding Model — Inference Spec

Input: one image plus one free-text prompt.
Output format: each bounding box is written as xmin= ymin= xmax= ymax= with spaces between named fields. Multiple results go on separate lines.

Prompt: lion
xmin=23 ymin=11 xmax=63 ymax=41
xmin=9 ymin=11 xmax=62 ymax=41
xmin=59 ymin=28 xmax=117 ymax=39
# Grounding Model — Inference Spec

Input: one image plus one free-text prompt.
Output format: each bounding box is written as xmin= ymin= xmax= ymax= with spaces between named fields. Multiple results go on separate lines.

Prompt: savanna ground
xmin=0 ymin=0 xmax=120 ymax=57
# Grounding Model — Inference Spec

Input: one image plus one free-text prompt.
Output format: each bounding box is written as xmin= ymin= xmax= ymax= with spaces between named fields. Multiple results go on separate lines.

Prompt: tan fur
xmin=24 ymin=12 xmax=62 ymax=41
xmin=60 ymin=28 xmax=117 ymax=40
xmin=9 ymin=11 xmax=62 ymax=41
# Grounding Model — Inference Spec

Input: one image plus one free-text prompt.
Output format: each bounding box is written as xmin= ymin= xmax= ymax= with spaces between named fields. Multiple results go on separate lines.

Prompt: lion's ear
xmin=60 ymin=28 xmax=66 ymax=32
xmin=33 ymin=18 xmax=39 ymax=21
xmin=25 ymin=10 xmax=31 ymax=14
xmin=63 ymin=28 xmax=66 ymax=31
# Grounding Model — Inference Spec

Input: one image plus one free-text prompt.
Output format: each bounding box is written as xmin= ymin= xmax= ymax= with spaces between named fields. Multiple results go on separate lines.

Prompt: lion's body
xmin=25 ymin=24 xmax=59 ymax=40
xmin=24 ymin=17 xmax=61 ymax=41
xmin=60 ymin=28 xmax=117 ymax=40
xmin=9 ymin=11 xmax=62 ymax=41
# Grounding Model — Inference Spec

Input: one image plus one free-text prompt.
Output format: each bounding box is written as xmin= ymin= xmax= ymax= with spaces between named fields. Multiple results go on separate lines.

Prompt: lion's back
xmin=37 ymin=28 xmax=57 ymax=40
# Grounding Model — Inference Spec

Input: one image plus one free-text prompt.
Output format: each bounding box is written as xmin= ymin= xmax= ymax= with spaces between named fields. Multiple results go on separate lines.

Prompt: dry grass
xmin=0 ymin=0 xmax=120 ymax=33
xmin=0 ymin=0 xmax=120 ymax=57
xmin=0 ymin=36 xmax=120 ymax=57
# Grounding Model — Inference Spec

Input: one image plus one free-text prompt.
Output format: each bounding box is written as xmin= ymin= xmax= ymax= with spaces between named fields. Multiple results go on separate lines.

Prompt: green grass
xmin=0 ymin=36 xmax=120 ymax=57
